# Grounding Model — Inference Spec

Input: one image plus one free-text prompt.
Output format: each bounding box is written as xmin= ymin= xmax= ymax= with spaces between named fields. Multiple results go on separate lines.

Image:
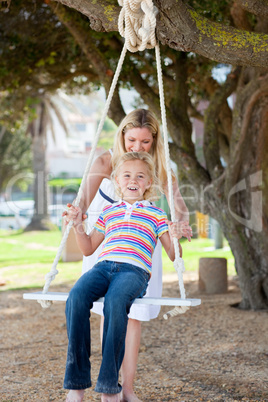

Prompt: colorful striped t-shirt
xmin=94 ymin=200 xmax=168 ymax=275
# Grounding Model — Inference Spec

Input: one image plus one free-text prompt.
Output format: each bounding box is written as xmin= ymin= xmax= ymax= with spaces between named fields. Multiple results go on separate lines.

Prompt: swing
xmin=23 ymin=0 xmax=201 ymax=319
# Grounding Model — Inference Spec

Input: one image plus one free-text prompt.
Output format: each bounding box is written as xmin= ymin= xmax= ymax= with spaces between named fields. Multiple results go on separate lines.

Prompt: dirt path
xmin=1 ymin=274 xmax=267 ymax=401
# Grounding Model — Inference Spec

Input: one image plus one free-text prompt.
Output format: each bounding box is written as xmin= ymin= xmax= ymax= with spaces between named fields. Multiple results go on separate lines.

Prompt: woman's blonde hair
xmin=112 ymin=152 xmax=161 ymax=201
xmin=112 ymin=109 xmax=174 ymax=189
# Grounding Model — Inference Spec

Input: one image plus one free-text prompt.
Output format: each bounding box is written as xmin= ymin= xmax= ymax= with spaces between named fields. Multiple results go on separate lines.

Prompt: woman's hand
xmin=166 ymin=220 xmax=192 ymax=242
xmin=62 ymin=203 xmax=87 ymax=225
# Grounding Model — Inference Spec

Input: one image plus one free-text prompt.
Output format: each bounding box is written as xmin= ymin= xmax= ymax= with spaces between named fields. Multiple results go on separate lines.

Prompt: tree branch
xmin=226 ymin=76 xmax=268 ymax=193
xmin=203 ymin=68 xmax=240 ymax=180
xmin=188 ymin=101 xmax=204 ymax=122
xmin=52 ymin=0 xmax=268 ymax=68
xmin=169 ymin=52 xmax=195 ymax=155
xmin=52 ymin=0 xmax=119 ymax=31
xmin=169 ymin=142 xmax=210 ymax=189
xmin=155 ymin=0 xmax=268 ymax=68
xmin=231 ymin=1 xmax=252 ymax=31
xmin=51 ymin=3 xmax=125 ymax=124
xmin=236 ymin=0 xmax=268 ymax=17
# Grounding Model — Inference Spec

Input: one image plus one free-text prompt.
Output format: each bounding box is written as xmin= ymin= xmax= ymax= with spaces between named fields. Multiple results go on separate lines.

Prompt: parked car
xmin=17 ymin=204 xmax=67 ymax=229
xmin=0 ymin=201 xmax=66 ymax=230
xmin=0 ymin=200 xmax=34 ymax=230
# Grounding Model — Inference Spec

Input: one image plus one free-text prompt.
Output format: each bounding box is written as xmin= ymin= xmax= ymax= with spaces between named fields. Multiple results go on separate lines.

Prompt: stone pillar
xmin=199 ymin=257 xmax=227 ymax=294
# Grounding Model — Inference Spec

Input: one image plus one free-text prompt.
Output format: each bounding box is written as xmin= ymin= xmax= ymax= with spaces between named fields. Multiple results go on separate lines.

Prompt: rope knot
xmin=118 ymin=0 xmax=158 ymax=52
xmin=174 ymin=257 xmax=185 ymax=274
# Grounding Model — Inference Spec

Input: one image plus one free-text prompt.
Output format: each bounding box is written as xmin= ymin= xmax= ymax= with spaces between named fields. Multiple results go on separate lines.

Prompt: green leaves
xmin=35 ymin=51 xmax=57 ymax=67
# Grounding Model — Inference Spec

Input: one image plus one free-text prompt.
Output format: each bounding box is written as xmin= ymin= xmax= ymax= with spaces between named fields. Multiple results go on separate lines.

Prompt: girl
xmin=63 ymin=109 xmax=191 ymax=401
xmin=64 ymin=152 xmax=189 ymax=402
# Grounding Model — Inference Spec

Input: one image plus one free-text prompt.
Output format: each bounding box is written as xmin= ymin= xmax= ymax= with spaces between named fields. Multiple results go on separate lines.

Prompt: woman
xmin=64 ymin=109 xmax=190 ymax=402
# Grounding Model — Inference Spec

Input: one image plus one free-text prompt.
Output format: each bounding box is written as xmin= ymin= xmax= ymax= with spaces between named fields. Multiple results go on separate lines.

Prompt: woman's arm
xmin=164 ymin=177 xmax=192 ymax=241
xmin=62 ymin=151 xmax=113 ymax=221
xmin=79 ymin=151 xmax=113 ymax=214
xmin=164 ymin=177 xmax=189 ymax=222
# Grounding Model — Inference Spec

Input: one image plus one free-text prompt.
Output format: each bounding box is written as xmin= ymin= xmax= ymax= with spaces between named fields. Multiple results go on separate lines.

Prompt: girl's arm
xmin=67 ymin=205 xmax=104 ymax=256
xmin=76 ymin=228 xmax=104 ymax=257
xmin=62 ymin=151 xmax=113 ymax=220
xmin=159 ymin=231 xmax=179 ymax=262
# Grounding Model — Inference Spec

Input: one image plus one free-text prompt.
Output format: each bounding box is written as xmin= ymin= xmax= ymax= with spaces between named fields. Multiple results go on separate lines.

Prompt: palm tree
xmin=25 ymin=93 xmax=70 ymax=231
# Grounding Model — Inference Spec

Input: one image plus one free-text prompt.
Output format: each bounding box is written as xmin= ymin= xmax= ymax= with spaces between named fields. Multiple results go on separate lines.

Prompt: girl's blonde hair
xmin=112 ymin=109 xmax=174 ymax=188
xmin=112 ymin=152 xmax=161 ymax=201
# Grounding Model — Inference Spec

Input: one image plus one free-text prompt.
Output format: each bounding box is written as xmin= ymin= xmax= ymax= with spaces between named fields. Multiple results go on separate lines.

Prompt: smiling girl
xmin=63 ymin=109 xmax=191 ymax=401
xmin=64 ymin=152 xmax=188 ymax=402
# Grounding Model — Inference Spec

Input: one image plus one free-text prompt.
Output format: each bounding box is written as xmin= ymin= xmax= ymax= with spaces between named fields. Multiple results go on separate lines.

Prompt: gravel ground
xmin=1 ymin=273 xmax=267 ymax=401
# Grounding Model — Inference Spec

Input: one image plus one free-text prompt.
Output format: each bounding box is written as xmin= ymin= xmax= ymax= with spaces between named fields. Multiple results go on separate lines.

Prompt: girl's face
xmin=124 ymin=127 xmax=154 ymax=153
xmin=116 ymin=160 xmax=152 ymax=204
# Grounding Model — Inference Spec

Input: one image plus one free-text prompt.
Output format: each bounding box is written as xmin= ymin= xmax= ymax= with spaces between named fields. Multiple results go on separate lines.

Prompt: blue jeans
xmin=63 ymin=260 xmax=150 ymax=394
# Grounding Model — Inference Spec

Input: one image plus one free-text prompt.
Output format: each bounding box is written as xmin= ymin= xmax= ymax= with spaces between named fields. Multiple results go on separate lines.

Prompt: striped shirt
xmin=94 ymin=200 xmax=168 ymax=274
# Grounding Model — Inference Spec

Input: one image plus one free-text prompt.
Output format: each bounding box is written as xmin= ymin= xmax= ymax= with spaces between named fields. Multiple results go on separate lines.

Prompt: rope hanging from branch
xmin=38 ymin=44 xmax=128 ymax=308
xmin=118 ymin=0 xmax=187 ymax=317
xmin=37 ymin=0 xmax=188 ymax=318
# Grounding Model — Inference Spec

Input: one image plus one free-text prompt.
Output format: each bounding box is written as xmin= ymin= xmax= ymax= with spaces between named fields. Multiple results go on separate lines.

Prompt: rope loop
xmin=118 ymin=0 xmax=158 ymax=52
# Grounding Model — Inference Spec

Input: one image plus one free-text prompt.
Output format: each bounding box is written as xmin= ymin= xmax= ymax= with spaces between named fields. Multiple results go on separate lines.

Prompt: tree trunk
xmin=204 ymin=71 xmax=268 ymax=309
xmin=227 ymin=228 xmax=268 ymax=310
xmin=25 ymin=102 xmax=54 ymax=231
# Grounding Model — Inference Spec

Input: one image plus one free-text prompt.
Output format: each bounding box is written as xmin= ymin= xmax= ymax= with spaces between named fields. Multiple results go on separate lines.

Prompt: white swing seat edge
xmin=23 ymin=292 xmax=201 ymax=306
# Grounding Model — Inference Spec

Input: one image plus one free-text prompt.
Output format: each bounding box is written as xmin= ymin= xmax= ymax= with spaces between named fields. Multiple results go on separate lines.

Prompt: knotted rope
xmin=118 ymin=0 xmax=158 ymax=52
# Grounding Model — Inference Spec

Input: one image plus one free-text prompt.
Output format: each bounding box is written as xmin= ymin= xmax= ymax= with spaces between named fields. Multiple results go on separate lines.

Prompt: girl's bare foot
xmin=66 ymin=389 xmax=85 ymax=402
xmin=101 ymin=392 xmax=121 ymax=402
xmin=120 ymin=390 xmax=142 ymax=402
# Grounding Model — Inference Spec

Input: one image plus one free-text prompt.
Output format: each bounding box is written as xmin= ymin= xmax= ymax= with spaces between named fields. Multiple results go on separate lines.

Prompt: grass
xmin=162 ymin=237 xmax=236 ymax=275
xmin=0 ymin=229 xmax=235 ymax=291
xmin=0 ymin=229 xmax=82 ymax=291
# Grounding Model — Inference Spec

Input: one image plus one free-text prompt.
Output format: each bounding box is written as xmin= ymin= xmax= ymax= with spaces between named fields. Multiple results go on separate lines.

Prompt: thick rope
xmin=118 ymin=0 xmax=187 ymax=317
xmin=154 ymin=43 xmax=188 ymax=319
xmin=38 ymin=43 xmax=128 ymax=308
xmin=118 ymin=0 xmax=158 ymax=52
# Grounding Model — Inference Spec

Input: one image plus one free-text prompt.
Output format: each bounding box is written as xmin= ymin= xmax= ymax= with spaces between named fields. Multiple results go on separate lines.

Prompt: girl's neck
xmin=122 ymin=196 xmax=144 ymax=205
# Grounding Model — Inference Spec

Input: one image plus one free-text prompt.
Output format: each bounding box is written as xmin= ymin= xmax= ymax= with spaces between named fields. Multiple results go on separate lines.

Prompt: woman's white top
xmin=82 ymin=153 xmax=163 ymax=321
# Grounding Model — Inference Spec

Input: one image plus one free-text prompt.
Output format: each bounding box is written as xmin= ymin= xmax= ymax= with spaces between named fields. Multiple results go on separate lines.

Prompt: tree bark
xmin=206 ymin=72 xmax=268 ymax=310
xmin=236 ymin=0 xmax=268 ymax=17
xmin=52 ymin=0 xmax=268 ymax=68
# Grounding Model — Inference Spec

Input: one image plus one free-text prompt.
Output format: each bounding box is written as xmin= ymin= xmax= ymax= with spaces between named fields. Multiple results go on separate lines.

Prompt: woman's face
xmin=124 ymin=127 xmax=154 ymax=153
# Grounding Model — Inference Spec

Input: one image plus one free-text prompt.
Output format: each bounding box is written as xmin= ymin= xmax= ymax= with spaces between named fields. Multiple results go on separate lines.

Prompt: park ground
xmin=1 ymin=272 xmax=267 ymax=402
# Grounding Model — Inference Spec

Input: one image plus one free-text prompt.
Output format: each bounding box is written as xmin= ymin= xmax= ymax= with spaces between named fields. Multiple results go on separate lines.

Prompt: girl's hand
xmin=62 ymin=203 xmax=87 ymax=225
xmin=166 ymin=220 xmax=192 ymax=241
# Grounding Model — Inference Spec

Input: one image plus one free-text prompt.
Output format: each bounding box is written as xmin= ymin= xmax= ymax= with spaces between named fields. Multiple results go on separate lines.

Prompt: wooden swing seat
xmin=23 ymin=292 xmax=201 ymax=306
